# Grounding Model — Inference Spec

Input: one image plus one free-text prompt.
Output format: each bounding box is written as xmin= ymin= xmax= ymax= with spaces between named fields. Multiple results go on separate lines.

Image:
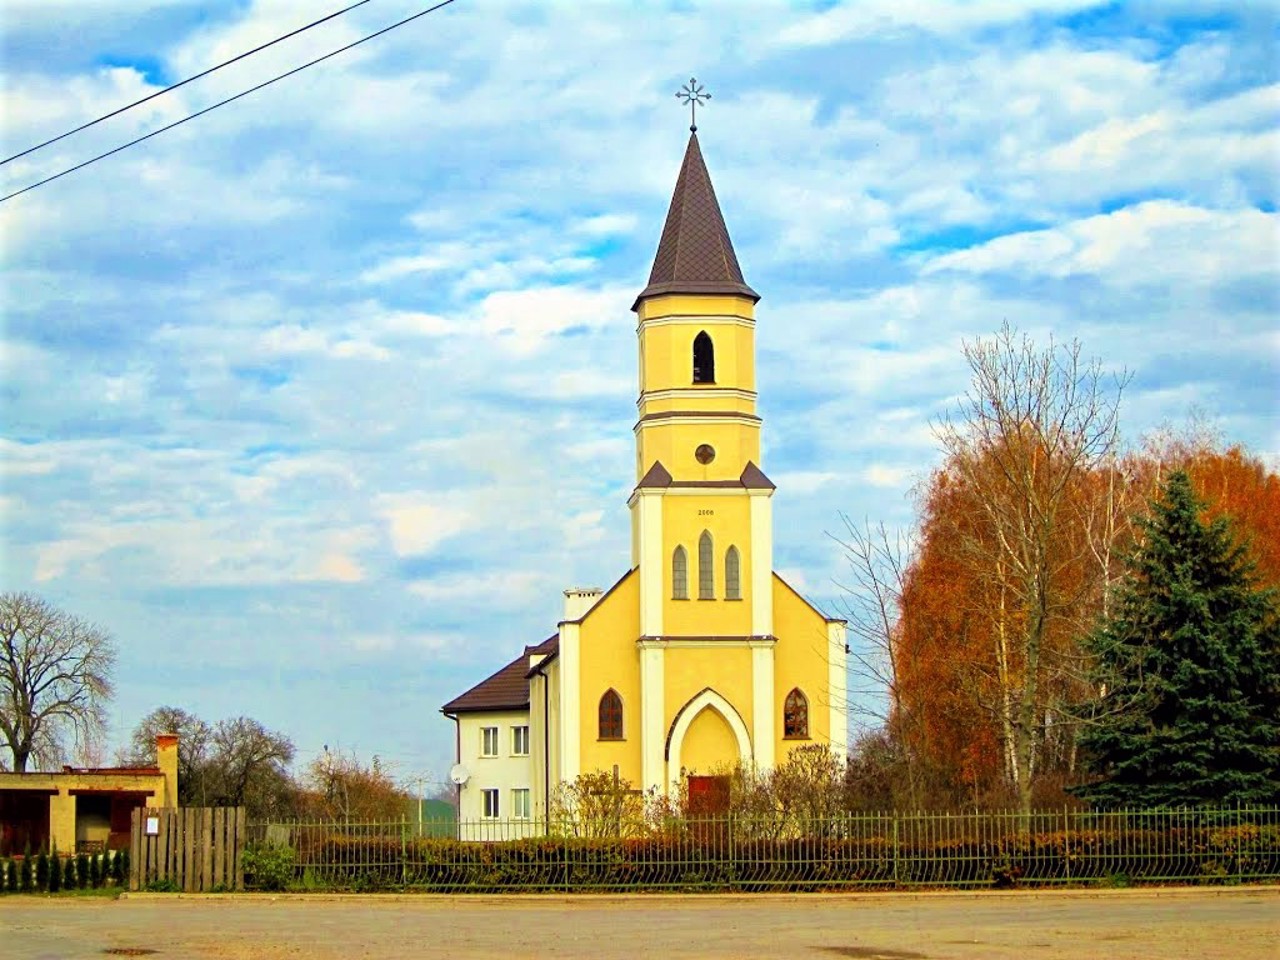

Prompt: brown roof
xmin=637 ymin=461 xmax=776 ymax=492
xmin=637 ymin=461 xmax=673 ymax=488
xmin=441 ymin=635 xmax=557 ymax=714
xmin=739 ymin=461 xmax=775 ymax=490
xmin=633 ymin=132 xmax=759 ymax=310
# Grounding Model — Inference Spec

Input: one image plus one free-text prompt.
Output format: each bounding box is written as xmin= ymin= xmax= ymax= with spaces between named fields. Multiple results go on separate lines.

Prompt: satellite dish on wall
xmin=449 ymin=764 xmax=470 ymax=786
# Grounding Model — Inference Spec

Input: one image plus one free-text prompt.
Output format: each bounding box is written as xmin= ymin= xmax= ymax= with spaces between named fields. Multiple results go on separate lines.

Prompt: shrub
xmin=19 ymin=854 xmax=33 ymax=893
xmin=49 ymin=854 xmax=61 ymax=893
xmin=242 ymin=843 xmax=296 ymax=891
xmin=35 ymin=853 xmax=49 ymax=891
xmin=89 ymin=854 xmax=101 ymax=888
xmin=76 ymin=854 xmax=89 ymax=889
xmin=3 ymin=859 xmax=15 ymax=893
xmin=114 ymin=849 xmax=128 ymax=886
xmin=62 ymin=857 xmax=75 ymax=890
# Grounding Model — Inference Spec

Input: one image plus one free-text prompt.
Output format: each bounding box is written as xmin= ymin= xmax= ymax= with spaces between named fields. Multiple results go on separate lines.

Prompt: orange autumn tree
xmin=889 ymin=427 xmax=1277 ymax=810
xmin=1139 ymin=433 xmax=1280 ymax=587
xmin=896 ymin=325 xmax=1128 ymax=813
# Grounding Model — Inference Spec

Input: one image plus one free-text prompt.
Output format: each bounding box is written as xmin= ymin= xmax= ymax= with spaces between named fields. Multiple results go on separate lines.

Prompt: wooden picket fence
xmin=130 ymin=807 xmax=246 ymax=892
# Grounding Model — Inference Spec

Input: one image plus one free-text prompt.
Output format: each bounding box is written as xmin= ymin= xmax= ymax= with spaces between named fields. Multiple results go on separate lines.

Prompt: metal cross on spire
xmin=676 ymin=77 xmax=711 ymax=133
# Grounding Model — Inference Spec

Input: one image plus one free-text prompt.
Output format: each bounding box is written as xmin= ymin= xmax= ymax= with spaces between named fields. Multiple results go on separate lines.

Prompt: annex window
xmin=599 ymin=689 xmax=623 ymax=740
xmin=783 ymin=688 xmax=809 ymax=739
xmin=512 ymin=788 xmax=531 ymax=820
xmin=512 ymin=725 xmax=529 ymax=756
xmin=672 ymin=545 xmax=689 ymax=599
xmin=698 ymin=530 xmax=714 ymax=599
xmin=482 ymin=788 xmax=500 ymax=819
xmin=725 ymin=545 xmax=741 ymax=600
xmin=692 ymin=331 xmax=715 ymax=384
xmin=481 ymin=726 xmax=499 ymax=757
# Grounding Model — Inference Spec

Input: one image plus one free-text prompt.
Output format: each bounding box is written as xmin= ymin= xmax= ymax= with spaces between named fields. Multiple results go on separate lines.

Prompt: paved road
xmin=1 ymin=888 xmax=1277 ymax=959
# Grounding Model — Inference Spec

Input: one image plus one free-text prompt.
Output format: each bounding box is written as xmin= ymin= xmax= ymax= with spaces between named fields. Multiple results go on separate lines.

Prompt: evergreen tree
xmin=1074 ymin=470 xmax=1280 ymax=806
xmin=5 ymin=858 xmax=17 ymax=893
xmin=61 ymin=857 xmax=75 ymax=890
xmin=48 ymin=853 xmax=61 ymax=893
xmin=35 ymin=852 xmax=49 ymax=891
xmin=19 ymin=851 xmax=32 ymax=893
xmin=76 ymin=853 xmax=89 ymax=889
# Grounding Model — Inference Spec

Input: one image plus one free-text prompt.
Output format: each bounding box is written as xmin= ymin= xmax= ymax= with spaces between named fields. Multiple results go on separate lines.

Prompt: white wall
xmin=456 ymin=709 xmax=537 ymax=840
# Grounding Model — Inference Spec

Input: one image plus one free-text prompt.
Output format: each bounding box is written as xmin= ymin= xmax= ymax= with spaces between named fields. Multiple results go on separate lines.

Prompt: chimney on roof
xmin=563 ymin=587 xmax=603 ymax=622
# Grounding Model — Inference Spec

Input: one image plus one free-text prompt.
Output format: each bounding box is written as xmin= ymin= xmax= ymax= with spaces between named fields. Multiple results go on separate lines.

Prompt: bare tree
xmin=933 ymin=323 xmax=1127 ymax=816
xmin=829 ymin=516 xmax=923 ymax=807
xmin=207 ymin=716 xmax=295 ymax=816
xmin=0 ymin=592 xmax=116 ymax=772
xmin=122 ymin=706 xmax=213 ymax=806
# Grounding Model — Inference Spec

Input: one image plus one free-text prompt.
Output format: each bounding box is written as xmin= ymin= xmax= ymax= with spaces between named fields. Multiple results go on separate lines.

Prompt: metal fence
xmin=246 ymin=806 xmax=1280 ymax=892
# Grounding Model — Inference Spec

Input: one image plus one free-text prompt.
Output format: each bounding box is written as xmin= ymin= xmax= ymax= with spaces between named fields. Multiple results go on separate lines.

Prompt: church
xmin=442 ymin=127 xmax=847 ymax=832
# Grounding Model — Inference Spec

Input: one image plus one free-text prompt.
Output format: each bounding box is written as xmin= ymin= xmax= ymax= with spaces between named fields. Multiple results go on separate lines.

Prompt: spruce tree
xmin=1075 ymin=470 xmax=1280 ymax=807
xmin=76 ymin=853 xmax=89 ymax=889
xmin=35 ymin=852 xmax=49 ymax=891
xmin=5 ymin=858 xmax=17 ymax=893
xmin=62 ymin=857 xmax=75 ymax=891
xmin=48 ymin=854 xmax=61 ymax=893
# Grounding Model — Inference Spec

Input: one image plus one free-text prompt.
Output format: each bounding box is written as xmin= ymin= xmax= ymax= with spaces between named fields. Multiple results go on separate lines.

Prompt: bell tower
xmin=628 ymin=131 xmax=775 ymax=643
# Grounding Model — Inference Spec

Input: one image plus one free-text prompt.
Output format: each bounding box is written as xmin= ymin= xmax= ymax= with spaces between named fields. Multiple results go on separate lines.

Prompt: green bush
xmin=112 ymin=849 xmax=126 ymax=886
xmin=89 ymin=854 xmax=101 ymax=888
xmin=76 ymin=854 xmax=89 ymax=889
xmin=61 ymin=857 xmax=75 ymax=890
xmin=49 ymin=854 xmax=61 ymax=893
xmin=242 ymin=843 xmax=296 ymax=891
xmin=35 ymin=853 xmax=49 ymax=891
xmin=2 ymin=859 xmax=14 ymax=893
xmin=19 ymin=854 xmax=33 ymax=893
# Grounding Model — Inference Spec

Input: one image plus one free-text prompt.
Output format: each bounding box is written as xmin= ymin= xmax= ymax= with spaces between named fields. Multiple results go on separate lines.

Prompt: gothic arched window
xmin=599 ymin=689 xmax=623 ymax=740
xmin=698 ymin=531 xmax=715 ymax=599
xmin=672 ymin=545 xmax=689 ymax=600
xmin=783 ymin=688 xmax=809 ymax=739
xmin=725 ymin=546 xmax=741 ymax=600
xmin=692 ymin=331 xmax=715 ymax=384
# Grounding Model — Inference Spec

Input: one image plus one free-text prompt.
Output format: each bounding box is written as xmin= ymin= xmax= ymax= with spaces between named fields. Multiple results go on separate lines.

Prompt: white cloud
xmin=926 ymin=202 xmax=1277 ymax=283
xmin=377 ymin=496 xmax=471 ymax=557
xmin=778 ymin=0 xmax=1105 ymax=45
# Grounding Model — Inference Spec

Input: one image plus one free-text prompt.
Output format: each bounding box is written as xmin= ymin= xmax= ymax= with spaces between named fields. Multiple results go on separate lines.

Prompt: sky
xmin=1 ymin=0 xmax=1276 ymax=789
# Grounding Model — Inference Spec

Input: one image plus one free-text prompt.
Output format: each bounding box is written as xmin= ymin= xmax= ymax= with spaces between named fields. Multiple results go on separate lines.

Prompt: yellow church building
xmin=442 ymin=131 xmax=847 ymax=831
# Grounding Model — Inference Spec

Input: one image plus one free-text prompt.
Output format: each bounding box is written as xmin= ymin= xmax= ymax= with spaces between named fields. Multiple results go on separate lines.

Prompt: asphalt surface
xmin=1 ymin=887 xmax=1277 ymax=959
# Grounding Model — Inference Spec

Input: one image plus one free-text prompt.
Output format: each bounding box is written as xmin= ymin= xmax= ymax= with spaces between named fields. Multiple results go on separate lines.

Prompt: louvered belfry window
xmin=698 ymin=531 xmax=714 ymax=599
xmin=673 ymin=545 xmax=689 ymax=599
xmin=692 ymin=331 xmax=715 ymax=383
xmin=599 ymin=689 xmax=623 ymax=740
xmin=725 ymin=546 xmax=741 ymax=600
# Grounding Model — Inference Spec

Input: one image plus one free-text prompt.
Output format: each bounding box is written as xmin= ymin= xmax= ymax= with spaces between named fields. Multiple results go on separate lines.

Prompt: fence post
xmin=892 ymin=811 xmax=900 ymax=888
xmin=1063 ymin=805 xmax=1070 ymax=883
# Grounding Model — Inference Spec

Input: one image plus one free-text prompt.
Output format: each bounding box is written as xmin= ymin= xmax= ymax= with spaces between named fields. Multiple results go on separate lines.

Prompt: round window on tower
xmin=695 ymin=444 xmax=716 ymax=465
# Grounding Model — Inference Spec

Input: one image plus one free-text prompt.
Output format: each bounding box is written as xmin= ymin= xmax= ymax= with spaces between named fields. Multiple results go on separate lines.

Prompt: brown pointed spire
xmin=632 ymin=132 xmax=759 ymax=311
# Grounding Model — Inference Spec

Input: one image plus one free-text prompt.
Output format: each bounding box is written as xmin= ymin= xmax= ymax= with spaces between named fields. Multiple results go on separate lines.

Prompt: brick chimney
xmin=155 ymin=733 xmax=179 ymax=808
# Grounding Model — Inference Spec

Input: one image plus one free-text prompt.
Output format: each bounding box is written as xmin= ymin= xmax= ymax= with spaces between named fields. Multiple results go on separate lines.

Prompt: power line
xmin=0 ymin=0 xmax=461 ymax=204
xmin=1 ymin=0 xmax=376 ymax=167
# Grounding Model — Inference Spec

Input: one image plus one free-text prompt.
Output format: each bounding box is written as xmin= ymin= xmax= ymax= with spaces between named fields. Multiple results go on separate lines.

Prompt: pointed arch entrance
xmin=664 ymin=687 xmax=752 ymax=796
